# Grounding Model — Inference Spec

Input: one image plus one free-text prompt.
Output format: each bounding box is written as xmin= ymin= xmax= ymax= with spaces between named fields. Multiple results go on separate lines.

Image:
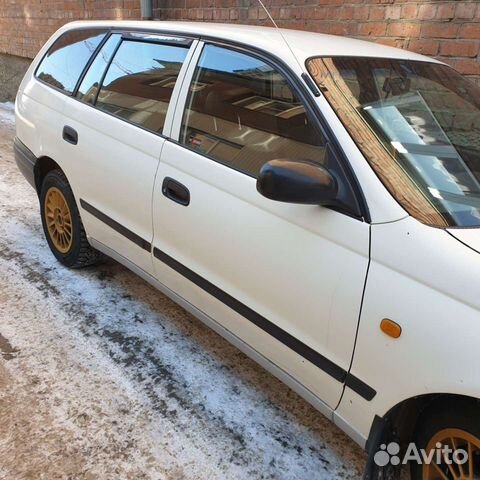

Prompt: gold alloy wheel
xmin=44 ymin=187 xmax=73 ymax=254
xmin=423 ymin=428 xmax=480 ymax=480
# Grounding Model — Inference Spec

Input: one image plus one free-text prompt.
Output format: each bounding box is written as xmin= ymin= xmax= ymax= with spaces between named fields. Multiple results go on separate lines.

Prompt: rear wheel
xmin=40 ymin=170 xmax=100 ymax=268
xmin=412 ymin=399 xmax=480 ymax=480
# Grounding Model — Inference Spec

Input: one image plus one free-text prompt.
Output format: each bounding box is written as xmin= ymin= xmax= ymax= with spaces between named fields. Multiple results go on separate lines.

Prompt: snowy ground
xmin=0 ymin=102 xmax=366 ymax=479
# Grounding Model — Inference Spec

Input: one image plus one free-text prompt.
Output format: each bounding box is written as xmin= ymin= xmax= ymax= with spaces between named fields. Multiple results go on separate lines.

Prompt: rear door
xmin=61 ymin=32 xmax=197 ymax=274
xmin=151 ymin=43 xmax=371 ymax=409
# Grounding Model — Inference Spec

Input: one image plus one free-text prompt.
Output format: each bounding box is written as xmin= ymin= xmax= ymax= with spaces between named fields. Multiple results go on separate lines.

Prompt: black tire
xmin=411 ymin=398 xmax=480 ymax=479
xmin=40 ymin=170 xmax=101 ymax=268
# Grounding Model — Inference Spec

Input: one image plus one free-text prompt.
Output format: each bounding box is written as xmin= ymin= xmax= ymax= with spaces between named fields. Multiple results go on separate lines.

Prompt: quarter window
xmin=36 ymin=29 xmax=106 ymax=94
xmin=96 ymin=40 xmax=189 ymax=133
xmin=180 ymin=45 xmax=327 ymax=177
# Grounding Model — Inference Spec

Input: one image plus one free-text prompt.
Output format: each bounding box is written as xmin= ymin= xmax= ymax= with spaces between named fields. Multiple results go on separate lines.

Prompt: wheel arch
xmin=367 ymin=393 xmax=480 ymax=455
xmin=363 ymin=393 xmax=480 ymax=479
xmin=34 ymin=156 xmax=64 ymax=194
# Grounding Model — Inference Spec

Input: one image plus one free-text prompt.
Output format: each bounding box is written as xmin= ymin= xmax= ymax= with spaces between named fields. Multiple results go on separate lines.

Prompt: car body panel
xmin=152 ymin=138 xmax=370 ymax=409
xmin=16 ymin=78 xmax=67 ymax=164
xmin=448 ymin=228 xmax=480 ymax=255
xmin=61 ymin=99 xmax=164 ymax=274
xmin=337 ymin=216 xmax=480 ymax=441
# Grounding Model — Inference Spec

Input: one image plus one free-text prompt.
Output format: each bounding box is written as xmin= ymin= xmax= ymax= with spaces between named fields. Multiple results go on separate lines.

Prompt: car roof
xmin=63 ymin=20 xmax=442 ymax=67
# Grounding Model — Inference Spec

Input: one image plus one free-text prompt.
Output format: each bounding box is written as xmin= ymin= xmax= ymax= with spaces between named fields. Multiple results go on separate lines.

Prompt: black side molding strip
xmin=345 ymin=373 xmax=377 ymax=401
xmin=153 ymin=247 xmax=376 ymax=400
xmin=80 ymin=199 xmax=151 ymax=252
xmin=77 ymin=199 xmax=376 ymax=401
xmin=153 ymin=247 xmax=343 ymax=381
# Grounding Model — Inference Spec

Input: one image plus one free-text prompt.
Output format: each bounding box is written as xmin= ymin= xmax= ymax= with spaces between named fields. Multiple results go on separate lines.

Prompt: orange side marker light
xmin=380 ymin=319 xmax=402 ymax=339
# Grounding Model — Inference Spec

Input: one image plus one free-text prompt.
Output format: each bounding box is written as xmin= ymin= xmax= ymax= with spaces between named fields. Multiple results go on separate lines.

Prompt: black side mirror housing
xmin=256 ymin=159 xmax=338 ymax=206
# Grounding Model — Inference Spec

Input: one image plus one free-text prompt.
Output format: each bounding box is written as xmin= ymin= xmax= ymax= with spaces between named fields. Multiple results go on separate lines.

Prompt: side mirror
xmin=256 ymin=159 xmax=338 ymax=205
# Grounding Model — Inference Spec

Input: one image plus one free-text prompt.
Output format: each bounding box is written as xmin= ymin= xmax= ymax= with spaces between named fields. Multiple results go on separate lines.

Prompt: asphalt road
xmin=0 ymin=103 xmax=366 ymax=479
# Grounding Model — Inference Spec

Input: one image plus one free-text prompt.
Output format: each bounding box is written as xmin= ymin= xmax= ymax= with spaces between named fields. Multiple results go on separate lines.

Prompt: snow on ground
xmin=0 ymin=108 xmax=366 ymax=479
xmin=0 ymin=102 xmax=15 ymax=125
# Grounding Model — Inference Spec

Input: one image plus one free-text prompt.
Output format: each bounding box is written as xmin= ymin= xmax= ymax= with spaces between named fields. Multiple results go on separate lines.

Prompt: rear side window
xmin=76 ymin=34 xmax=122 ymax=105
xmin=36 ymin=29 xmax=106 ymax=94
xmin=96 ymin=40 xmax=189 ymax=133
xmin=179 ymin=44 xmax=327 ymax=177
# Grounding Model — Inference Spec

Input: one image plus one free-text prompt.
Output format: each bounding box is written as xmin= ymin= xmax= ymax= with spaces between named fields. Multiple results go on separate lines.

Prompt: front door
xmin=152 ymin=43 xmax=370 ymax=408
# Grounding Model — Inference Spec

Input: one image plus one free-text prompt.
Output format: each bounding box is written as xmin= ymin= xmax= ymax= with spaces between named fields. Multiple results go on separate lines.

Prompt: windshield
xmin=306 ymin=57 xmax=480 ymax=227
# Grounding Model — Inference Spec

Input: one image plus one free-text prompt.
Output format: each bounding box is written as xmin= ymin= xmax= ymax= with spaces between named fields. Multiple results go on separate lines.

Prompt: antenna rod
xmin=255 ymin=0 xmax=305 ymax=73
xmin=256 ymin=0 xmax=279 ymax=29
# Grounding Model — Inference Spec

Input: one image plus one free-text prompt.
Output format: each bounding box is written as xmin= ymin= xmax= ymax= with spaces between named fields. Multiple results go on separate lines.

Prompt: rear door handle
xmin=62 ymin=126 xmax=78 ymax=145
xmin=162 ymin=177 xmax=190 ymax=206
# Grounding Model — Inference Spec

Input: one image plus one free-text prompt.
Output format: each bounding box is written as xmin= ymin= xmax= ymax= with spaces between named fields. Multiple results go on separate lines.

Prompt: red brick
xmin=258 ymin=6 xmax=268 ymax=20
xmin=369 ymin=6 xmax=386 ymax=21
xmin=333 ymin=23 xmax=357 ymax=36
xmin=338 ymin=6 xmax=355 ymax=20
xmin=422 ymin=23 xmax=459 ymax=38
xmin=279 ymin=7 xmax=290 ymax=20
xmin=408 ymin=39 xmax=439 ymax=56
xmin=269 ymin=6 xmax=281 ymax=18
xmin=436 ymin=3 xmax=455 ymax=20
xmin=290 ymin=7 xmax=303 ymax=20
xmin=357 ymin=22 xmax=387 ymax=37
xmin=247 ymin=7 xmax=258 ymax=19
xmin=401 ymin=4 xmax=417 ymax=19
xmin=455 ymin=59 xmax=480 ymax=75
xmin=385 ymin=5 xmax=401 ymax=20
xmin=440 ymin=41 xmax=480 ymax=58
xmin=417 ymin=4 xmax=436 ymax=20
xmin=317 ymin=0 xmax=343 ymax=4
xmin=456 ymin=2 xmax=477 ymax=19
xmin=460 ymin=23 xmax=480 ymax=39
xmin=326 ymin=6 xmax=348 ymax=20
xmin=378 ymin=37 xmax=406 ymax=49
xmin=353 ymin=6 xmax=369 ymax=20
xmin=203 ymin=9 xmax=213 ymax=20
xmin=387 ymin=22 xmax=421 ymax=38
xmin=312 ymin=7 xmax=328 ymax=20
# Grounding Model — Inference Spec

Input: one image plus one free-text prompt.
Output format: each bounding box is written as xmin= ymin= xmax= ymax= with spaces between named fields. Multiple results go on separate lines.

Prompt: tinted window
xmin=180 ymin=45 xmax=327 ymax=177
xmin=36 ymin=29 xmax=106 ymax=94
xmin=76 ymin=34 xmax=121 ymax=104
xmin=96 ymin=40 xmax=189 ymax=133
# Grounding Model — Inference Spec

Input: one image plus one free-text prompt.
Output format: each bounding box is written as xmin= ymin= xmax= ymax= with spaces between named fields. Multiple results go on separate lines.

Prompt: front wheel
xmin=412 ymin=399 xmax=480 ymax=480
xmin=40 ymin=170 xmax=100 ymax=268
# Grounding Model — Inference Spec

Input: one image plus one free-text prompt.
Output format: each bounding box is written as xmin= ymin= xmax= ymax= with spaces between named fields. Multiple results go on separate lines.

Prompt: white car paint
xmin=338 ymin=215 xmax=480 ymax=439
xmin=14 ymin=20 xmax=480 ymax=463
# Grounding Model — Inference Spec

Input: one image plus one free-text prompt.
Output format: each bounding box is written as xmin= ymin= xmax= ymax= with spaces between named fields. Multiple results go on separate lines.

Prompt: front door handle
xmin=162 ymin=177 xmax=190 ymax=206
xmin=62 ymin=126 xmax=78 ymax=145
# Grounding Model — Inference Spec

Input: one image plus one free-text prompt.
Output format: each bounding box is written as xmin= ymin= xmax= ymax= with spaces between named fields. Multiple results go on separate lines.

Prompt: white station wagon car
xmin=14 ymin=21 xmax=480 ymax=479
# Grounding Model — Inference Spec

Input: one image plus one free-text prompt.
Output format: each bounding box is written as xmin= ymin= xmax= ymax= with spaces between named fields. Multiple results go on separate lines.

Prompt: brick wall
xmin=0 ymin=1 xmax=479 ymax=85
xmin=154 ymin=0 xmax=480 ymax=85
xmin=0 ymin=0 xmax=140 ymax=59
